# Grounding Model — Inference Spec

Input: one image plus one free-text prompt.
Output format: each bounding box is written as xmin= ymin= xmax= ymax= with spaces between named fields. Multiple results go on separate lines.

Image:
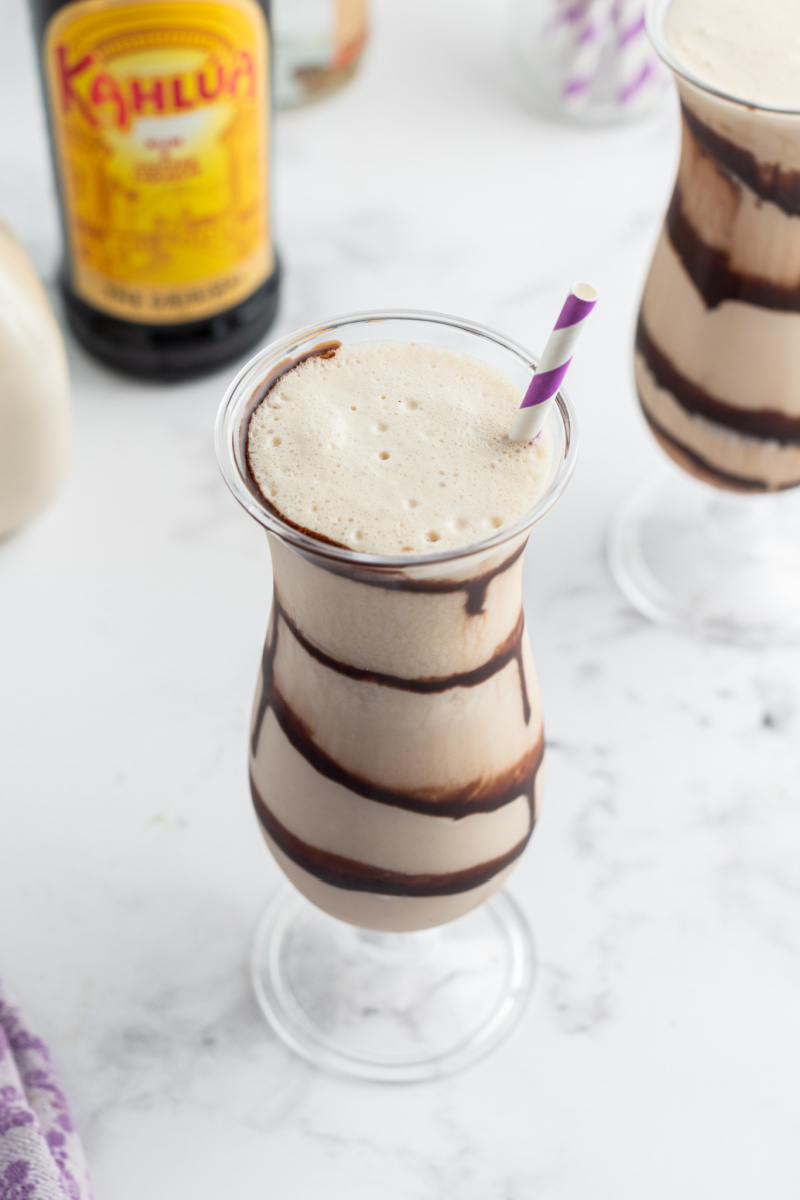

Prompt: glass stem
xmin=356 ymin=926 xmax=442 ymax=966
xmin=706 ymin=489 xmax=780 ymax=551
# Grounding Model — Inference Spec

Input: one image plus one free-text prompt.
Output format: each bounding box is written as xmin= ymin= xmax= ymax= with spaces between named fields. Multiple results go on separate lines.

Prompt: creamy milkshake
xmin=243 ymin=340 xmax=557 ymax=932
xmin=217 ymin=311 xmax=577 ymax=1077
xmin=636 ymin=0 xmax=800 ymax=491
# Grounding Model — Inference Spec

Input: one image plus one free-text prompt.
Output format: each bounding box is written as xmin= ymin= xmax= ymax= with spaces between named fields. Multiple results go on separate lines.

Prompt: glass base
xmin=608 ymin=471 xmax=800 ymax=645
xmin=251 ymin=885 xmax=536 ymax=1083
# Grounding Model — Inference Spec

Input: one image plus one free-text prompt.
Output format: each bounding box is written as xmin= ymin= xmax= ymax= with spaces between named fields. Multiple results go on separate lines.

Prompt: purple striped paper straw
xmin=509 ymin=282 xmax=598 ymax=442
xmin=562 ymin=0 xmax=616 ymax=102
xmin=613 ymin=0 xmax=662 ymax=106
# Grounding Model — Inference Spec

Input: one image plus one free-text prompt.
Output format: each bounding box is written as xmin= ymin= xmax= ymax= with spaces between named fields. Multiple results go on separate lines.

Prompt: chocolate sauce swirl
xmin=666 ymin=187 xmax=800 ymax=314
xmin=251 ymin=588 xmax=543 ymax=820
xmin=636 ymin=318 xmax=800 ymax=445
xmin=251 ymin=775 xmax=533 ymax=898
xmin=273 ymin=592 xmax=532 ymax=723
xmin=682 ymin=103 xmax=800 ymax=217
xmin=642 ymin=405 xmax=775 ymax=491
xmin=302 ymin=540 xmax=527 ymax=618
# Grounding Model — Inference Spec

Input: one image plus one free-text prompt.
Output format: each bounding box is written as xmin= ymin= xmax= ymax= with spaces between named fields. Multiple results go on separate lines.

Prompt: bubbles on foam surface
xmin=246 ymin=340 xmax=557 ymax=556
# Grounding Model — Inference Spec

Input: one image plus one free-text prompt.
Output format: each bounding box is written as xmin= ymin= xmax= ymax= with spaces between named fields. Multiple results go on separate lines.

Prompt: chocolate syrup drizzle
xmin=642 ymin=405 xmax=775 ymax=492
xmin=272 ymin=591 xmax=532 ymax=723
xmin=682 ymin=103 xmax=800 ymax=217
xmin=250 ymin=774 xmax=532 ymax=898
xmin=301 ymin=540 xmax=527 ymax=617
xmin=667 ymin=187 xmax=800 ymax=315
xmin=248 ymin=599 xmax=543 ymax=895
xmin=636 ymin=318 xmax=800 ymax=445
xmin=251 ymin=593 xmax=543 ymax=818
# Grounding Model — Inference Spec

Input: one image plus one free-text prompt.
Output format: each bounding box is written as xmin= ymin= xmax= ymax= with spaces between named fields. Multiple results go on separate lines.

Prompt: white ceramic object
xmin=0 ymin=222 xmax=69 ymax=539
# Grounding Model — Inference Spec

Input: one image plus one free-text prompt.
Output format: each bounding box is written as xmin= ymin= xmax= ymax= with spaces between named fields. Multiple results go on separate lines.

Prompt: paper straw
xmin=561 ymin=0 xmax=616 ymax=106
xmin=613 ymin=0 xmax=662 ymax=108
xmin=509 ymin=282 xmax=598 ymax=443
xmin=536 ymin=0 xmax=663 ymax=118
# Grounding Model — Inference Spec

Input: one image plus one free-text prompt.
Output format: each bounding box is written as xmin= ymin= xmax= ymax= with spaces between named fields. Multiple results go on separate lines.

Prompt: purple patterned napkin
xmin=0 ymin=984 xmax=91 ymax=1200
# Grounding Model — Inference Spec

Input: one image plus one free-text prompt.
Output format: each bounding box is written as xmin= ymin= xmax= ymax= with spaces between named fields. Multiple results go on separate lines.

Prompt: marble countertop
xmin=2 ymin=0 xmax=799 ymax=1195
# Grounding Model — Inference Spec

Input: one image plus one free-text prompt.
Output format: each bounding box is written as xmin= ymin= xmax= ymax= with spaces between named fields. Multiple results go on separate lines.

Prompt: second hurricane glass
xmin=216 ymin=310 xmax=578 ymax=1081
xmin=608 ymin=0 xmax=800 ymax=645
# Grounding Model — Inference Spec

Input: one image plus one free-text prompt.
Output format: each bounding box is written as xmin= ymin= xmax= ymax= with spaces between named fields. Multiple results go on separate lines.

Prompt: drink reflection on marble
xmin=609 ymin=0 xmax=800 ymax=644
xmin=216 ymin=312 xmax=578 ymax=1080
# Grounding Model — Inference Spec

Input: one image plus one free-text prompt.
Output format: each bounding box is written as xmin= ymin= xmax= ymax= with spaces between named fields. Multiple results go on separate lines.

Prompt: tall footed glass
xmin=216 ymin=311 xmax=578 ymax=1080
xmin=608 ymin=0 xmax=800 ymax=644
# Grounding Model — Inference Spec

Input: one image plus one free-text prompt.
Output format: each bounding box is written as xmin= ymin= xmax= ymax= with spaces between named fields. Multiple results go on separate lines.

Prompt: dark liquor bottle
xmin=30 ymin=0 xmax=280 ymax=380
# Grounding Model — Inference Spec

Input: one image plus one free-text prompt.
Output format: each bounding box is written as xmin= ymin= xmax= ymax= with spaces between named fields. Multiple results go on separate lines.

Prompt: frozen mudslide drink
xmin=609 ymin=0 xmax=800 ymax=645
xmin=246 ymin=341 xmax=556 ymax=933
xmin=216 ymin=311 xmax=578 ymax=1079
xmin=636 ymin=0 xmax=800 ymax=491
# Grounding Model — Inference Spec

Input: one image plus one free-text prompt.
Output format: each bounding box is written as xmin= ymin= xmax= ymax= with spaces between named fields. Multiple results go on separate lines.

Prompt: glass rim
xmin=214 ymin=307 xmax=579 ymax=571
xmin=645 ymin=0 xmax=800 ymax=117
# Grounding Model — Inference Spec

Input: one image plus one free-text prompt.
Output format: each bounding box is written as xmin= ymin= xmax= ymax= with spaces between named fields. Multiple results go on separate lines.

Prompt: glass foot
xmin=608 ymin=471 xmax=800 ymax=646
xmin=251 ymin=885 xmax=536 ymax=1083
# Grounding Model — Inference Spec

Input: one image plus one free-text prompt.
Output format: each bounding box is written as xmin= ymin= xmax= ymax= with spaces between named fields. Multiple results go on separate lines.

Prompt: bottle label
xmin=43 ymin=0 xmax=273 ymax=324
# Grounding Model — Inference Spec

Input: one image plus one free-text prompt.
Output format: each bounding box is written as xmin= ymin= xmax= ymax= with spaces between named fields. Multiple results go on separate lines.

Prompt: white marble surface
xmin=2 ymin=0 xmax=800 ymax=1195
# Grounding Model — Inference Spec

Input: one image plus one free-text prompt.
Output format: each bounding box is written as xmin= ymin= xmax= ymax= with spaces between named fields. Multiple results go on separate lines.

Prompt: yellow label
xmin=44 ymin=0 xmax=273 ymax=324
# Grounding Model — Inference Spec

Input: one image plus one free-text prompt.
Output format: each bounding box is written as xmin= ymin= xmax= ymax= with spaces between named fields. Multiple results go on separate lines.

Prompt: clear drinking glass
xmin=608 ymin=0 xmax=800 ymax=644
xmin=215 ymin=310 xmax=578 ymax=1081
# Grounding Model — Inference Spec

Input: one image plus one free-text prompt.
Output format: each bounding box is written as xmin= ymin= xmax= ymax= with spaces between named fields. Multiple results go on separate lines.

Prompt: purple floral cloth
xmin=0 ymin=984 xmax=91 ymax=1200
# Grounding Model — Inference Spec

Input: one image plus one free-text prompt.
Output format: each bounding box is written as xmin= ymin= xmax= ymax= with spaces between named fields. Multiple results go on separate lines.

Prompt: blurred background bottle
xmin=29 ymin=0 xmax=280 ymax=380
xmin=273 ymin=0 xmax=368 ymax=109
xmin=510 ymin=0 xmax=666 ymax=124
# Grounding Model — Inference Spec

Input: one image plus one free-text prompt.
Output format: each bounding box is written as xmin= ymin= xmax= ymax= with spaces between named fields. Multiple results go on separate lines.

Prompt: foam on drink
xmin=247 ymin=341 xmax=556 ymax=555
xmin=665 ymin=0 xmax=800 ymax=109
